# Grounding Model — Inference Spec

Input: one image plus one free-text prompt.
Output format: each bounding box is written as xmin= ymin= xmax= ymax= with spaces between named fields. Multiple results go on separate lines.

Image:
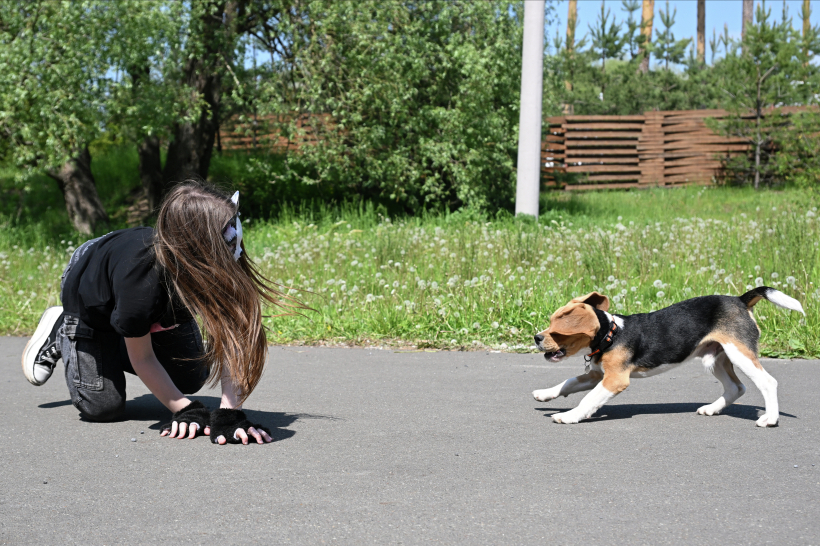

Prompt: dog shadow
xmin=536 ymin=402 xmax=797 ymax=423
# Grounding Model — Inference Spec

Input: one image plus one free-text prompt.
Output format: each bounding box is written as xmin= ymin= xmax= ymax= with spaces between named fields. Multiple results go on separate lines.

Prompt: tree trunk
xmin=697 ymin=0 xmax=705 ymax=64
xmin=562 ymin=0 xmax=578 ymax=114
xmin=163 ymin=2 xmax=237 ymax=184
xmin=566 ymin=0 xmax=577 ymax=57
xmin=754 ymin=66 xmax=762 ymax=190
xmin=163 ymin=74 xmax=221 ymax=184
xmin=138 ymin=135 xmax=164 ymax=211
xmin=804 ymin=0 xmax=812 ymax=64
xmin=638 ymin=0 xmax=654 ymax=74
xmin=47 ymin=147 xmax=109 ymax=235
xmin=565 ymin=0 xmax=577 ymax=81
xmin=128 ymin=64 xmax=165 ymax=209
xmin=742 ymin=0 xmax=754 ymax=43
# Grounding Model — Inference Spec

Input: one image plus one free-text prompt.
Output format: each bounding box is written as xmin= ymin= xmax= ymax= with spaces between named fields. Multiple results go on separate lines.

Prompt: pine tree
xmin=713 ymin=2 xmax=819 ymax=188
xmin=588 ymin=1 xmax=625 ymax=75
xmin=709 ymin=27 xmax=719 ymax=64
xmin=622 ymin=0 xmax=645 ymax=61
xmin=651 ymin=0 xmax=692 ymax=69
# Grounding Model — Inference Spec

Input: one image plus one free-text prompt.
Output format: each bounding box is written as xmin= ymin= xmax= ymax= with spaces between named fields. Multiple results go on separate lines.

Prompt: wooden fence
xmin=220 ymin=108 xmax=810 ymax=190
xmin=541 ymin=109 xmax=755 ymax=189
xmin=218 ymin=113 xmax=329 ymax=154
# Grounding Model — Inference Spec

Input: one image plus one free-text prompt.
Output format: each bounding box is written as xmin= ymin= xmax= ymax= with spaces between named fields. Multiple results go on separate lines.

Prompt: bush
xmin=256 ymin=1 xmax=534 ymax=213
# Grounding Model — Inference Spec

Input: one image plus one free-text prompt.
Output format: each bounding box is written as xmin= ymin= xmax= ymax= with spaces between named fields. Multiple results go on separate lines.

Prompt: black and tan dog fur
xmin=532 ymin=287 xmax=805 ymax=427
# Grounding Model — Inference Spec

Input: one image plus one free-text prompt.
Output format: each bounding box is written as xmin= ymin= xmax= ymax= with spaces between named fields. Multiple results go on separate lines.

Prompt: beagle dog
xmin=532 ymin=287 xmax=805 ymax=427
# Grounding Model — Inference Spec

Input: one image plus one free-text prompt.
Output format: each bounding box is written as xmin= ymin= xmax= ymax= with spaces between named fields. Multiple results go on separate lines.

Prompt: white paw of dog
xmin=552 ymin=410 xmax=584 ymax=424
xmin=696 ymin=402 xmax=723 ymax=416
xmin=756 ymin=413 xmax=779 ymax=427
xmin=533 ymin=388 xmax=558 ymax=402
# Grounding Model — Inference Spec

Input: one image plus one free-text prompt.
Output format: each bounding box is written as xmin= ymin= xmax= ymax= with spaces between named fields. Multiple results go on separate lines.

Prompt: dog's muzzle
xmin=543 ymin=349 xmax=566 ymax=361
xmin=535 ymin=334 xmax=566 ymax=361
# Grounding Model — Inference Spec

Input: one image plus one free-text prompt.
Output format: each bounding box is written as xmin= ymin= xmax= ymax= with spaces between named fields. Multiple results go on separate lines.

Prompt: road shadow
xmin=536 ymin=402 xmax=797 ymax=423
xmin=38 ymin=399 xmax=74 ymax=409
xmin=111 ymin=394 xmax=338 ymax=442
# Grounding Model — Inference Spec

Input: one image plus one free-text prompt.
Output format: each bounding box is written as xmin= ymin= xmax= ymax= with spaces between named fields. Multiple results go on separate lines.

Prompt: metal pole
xmin=515 ymin=0 xmax=545 ymax=219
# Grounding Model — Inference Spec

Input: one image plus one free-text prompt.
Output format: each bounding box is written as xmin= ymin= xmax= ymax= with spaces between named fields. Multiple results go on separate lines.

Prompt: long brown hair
xmin=153 ymin=180 xmax=301 ymax=404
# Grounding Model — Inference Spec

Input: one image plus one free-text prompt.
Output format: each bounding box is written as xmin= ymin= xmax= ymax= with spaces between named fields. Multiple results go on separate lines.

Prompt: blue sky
xmin=548 ymin=0 xmax=818 ymax=65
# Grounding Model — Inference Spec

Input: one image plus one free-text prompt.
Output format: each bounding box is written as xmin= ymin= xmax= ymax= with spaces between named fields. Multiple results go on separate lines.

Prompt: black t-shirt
xmin=61 ymin=227 xmax=194 ymax=338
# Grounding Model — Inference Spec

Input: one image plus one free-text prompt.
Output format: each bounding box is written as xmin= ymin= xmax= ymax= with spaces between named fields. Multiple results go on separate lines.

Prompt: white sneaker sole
xmin=22 ymin=306 xmax=64 ymax=386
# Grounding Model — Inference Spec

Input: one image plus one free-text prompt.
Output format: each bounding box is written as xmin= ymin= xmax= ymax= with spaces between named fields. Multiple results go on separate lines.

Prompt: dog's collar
xmin=584 ymin=309 xmax=618 ymax=363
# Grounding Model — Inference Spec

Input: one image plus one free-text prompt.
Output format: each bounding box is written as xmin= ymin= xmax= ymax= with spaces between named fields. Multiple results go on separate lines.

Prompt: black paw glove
xmin=160 ymin=400 xmax=211 ymax=435
xmin=209 ymin=408 xmax=271 ymax=444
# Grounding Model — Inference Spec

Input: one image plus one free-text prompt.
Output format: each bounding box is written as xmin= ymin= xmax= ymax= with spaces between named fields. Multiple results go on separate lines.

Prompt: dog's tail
xmin=740 ymin=286 xmax=805 ymax=315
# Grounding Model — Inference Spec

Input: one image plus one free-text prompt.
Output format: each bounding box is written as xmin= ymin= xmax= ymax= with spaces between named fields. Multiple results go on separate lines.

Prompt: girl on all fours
xmin=22 ymin=180 xmax=287 ymax=445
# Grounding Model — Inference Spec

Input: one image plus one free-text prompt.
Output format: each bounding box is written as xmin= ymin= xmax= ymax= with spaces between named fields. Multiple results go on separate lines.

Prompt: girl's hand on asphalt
xmin=214 ymin=426 xmax=273 ymax=445
xmin=161 ymin=421 xmax=211 ymax=439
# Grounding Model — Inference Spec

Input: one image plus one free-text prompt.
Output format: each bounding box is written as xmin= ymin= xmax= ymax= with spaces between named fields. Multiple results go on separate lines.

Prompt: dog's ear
xmin=571 ymin=291 xmax=610 ymax=312
xmin=548 ymin=303 xmax=599 ymax=339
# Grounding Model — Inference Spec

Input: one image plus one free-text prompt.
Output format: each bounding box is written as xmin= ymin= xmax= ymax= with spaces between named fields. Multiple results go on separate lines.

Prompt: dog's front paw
xmin=697 ymin=402 xmax=724 ymax=416
xmin=533 ymin=388 xmax=559 ymax=402
xmin=551 ymin=410 xmax=584 ymax=424
xmin=756 ymin=413 xmax=779 ymax=427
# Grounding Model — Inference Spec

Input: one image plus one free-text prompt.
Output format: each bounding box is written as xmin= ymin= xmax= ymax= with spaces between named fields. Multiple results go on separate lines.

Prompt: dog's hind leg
xmin=533 ymin=370 xmax=603 ymax=402
xmin=721 ymin=342 xmax=778 ymax=427
xmin=697 ymin=351 xmax=747 ymax=416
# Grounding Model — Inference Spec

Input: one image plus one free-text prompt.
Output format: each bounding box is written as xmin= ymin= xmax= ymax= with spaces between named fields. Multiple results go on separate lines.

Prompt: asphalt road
xmin=1 ymin=337 xmax=819 ymax=545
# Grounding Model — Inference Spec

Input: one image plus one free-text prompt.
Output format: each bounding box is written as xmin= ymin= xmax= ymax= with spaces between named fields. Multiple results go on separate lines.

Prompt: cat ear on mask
xmin=223 ymin=191 xmax=243 ymax=261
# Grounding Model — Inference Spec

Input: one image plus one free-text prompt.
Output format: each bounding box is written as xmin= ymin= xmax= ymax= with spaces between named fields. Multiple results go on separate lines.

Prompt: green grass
xmin=1 ymin=181 xmax=818 ymax=357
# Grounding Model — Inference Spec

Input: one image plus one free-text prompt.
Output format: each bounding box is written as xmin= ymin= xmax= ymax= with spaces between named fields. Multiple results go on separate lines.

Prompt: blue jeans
xmin=59 ymin=239 xmax=208 ymax=422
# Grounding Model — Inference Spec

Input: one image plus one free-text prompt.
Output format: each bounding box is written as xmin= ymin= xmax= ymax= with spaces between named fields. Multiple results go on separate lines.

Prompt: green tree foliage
xmin=710 ymin=3 xmax=820 ymax=188
xmin=0 ymin=2 xmax=112 ymax=174
xmin=0 ymin=1 xmax=122 ymax=232
xmin=651 ymin=0 xmax=692 ymax=69
xmin=1 ymin=0 xmax=251 ymax=230
xmin=252 ymin=0 xmax=530 ymax=212
xmin=620 ymin=0 xmax=646 ymax=61
xmin=588 ymin=1 xmax=625 ymax=76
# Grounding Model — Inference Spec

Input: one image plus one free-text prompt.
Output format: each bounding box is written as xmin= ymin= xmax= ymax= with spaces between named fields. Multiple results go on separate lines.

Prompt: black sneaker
xmin=22 ymin=306 xmax=64 ymax=386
